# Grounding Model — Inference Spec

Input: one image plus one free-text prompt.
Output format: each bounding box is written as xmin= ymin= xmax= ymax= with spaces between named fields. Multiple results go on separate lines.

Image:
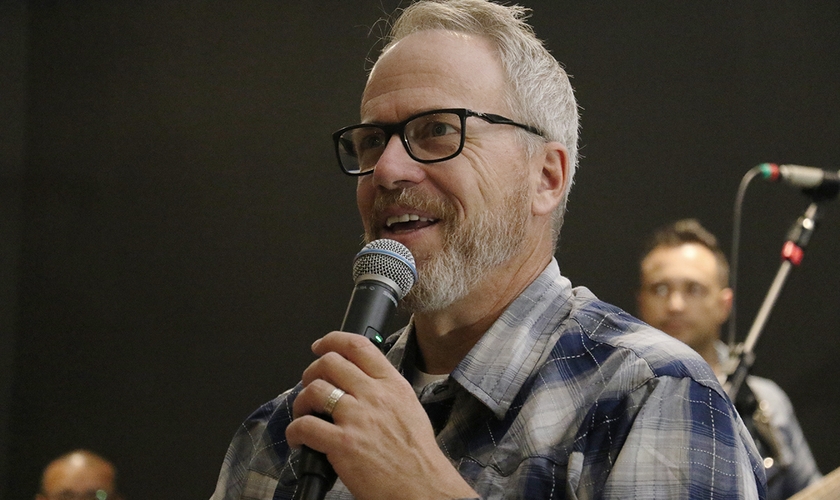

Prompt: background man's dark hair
xmin=640 ymin=218 xmax=730 ymax=288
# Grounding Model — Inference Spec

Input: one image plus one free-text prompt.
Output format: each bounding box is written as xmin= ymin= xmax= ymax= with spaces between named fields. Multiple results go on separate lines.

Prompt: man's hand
xmin=286 ymin=331 xmax=479 ymax=500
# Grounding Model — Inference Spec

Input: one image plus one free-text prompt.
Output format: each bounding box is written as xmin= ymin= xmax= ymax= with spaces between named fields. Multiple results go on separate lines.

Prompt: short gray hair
xmin=380 ymin=0 xmax=580 ymax=239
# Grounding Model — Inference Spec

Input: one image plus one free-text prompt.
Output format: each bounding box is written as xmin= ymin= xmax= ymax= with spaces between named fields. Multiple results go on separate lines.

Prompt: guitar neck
xmin=788 ymin=466 xmax=840 ymax=500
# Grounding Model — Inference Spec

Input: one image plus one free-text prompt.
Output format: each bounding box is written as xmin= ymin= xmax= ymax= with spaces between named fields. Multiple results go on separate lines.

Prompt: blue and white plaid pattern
xmin=211 ymin=259 xmax=766 ymax=499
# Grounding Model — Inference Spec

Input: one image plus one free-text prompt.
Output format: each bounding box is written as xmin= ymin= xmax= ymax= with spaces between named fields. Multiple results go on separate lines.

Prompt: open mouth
xmin=384 ymin=214 xmax=439 ymax=232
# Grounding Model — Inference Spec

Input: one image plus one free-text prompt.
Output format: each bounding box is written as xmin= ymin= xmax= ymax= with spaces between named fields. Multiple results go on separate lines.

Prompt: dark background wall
xmin=1 ymin=0 xmax=27 ymax=495
xmin=3 ymin=1 xmax=838 ymax=498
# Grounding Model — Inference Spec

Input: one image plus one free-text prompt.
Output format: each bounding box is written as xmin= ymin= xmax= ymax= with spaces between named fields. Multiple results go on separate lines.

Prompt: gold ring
xmin=323 ymin=388 xmax=346 ymax=417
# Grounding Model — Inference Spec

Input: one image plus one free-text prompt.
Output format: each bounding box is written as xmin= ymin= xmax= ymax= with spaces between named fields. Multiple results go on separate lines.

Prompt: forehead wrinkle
xmin=361 ymin=71 xmax=500 ymax=123
xmin=361 ymin=81 xmax=451 ymax=123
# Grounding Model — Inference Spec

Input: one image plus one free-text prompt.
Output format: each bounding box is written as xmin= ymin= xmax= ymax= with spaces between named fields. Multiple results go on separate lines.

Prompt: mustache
xmin=371 ymin=188 xmax=456 ymax=221
xmin=364 ymin=188 xmax=457 ymax=242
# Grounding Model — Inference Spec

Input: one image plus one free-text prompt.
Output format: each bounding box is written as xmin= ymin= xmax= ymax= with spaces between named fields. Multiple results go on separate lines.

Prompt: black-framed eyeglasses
xmin=332 ymin=108 xmax=545 ymax=176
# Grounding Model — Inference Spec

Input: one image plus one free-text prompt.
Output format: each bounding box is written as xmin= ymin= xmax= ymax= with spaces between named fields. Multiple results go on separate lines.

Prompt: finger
xmin=311 ymin=331 xmax=397 ymax=379
xmin=286 ymin=413 xmax=342 ymax=452
xmin=300 ymin=350 xmax=369 ymax=390
xmin=292 ymin=379 xmax=355 ymax=420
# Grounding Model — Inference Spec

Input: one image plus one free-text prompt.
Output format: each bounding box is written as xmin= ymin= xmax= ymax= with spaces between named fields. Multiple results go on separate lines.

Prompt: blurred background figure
xmin=35 ymin=449 xmax=122 ymax=500
xmin=636 ymin=218 xmax=821 ymax=500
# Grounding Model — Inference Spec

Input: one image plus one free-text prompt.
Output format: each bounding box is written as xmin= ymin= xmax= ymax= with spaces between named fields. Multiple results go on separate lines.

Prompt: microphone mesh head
xmin=352 ymin=239 xmax=417 ymax=299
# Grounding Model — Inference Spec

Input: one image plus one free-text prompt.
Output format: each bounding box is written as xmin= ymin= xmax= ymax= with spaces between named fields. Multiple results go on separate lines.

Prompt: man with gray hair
xmin=212 ymin=1 xmax=765 ymax=498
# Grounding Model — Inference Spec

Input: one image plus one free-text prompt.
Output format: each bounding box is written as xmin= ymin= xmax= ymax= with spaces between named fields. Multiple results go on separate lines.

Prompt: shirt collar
xmin=385 ymin=258 xmax=574 ymax=419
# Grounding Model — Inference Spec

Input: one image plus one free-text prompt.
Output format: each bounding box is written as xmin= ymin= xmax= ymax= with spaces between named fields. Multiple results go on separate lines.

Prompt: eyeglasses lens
xmin=404 ymin=112 xmax=463 ymax=161
xmin=337 ymin=111 xmax=464 ymax=174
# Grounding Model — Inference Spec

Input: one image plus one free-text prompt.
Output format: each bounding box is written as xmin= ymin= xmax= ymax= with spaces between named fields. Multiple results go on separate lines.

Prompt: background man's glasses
xmin=43 ymin=490 xmax=111 ymax=500
xmin=333 ymin=108 xmax=545 ymax=176
xmin=642 ymin=282 xmax=712 ymax=301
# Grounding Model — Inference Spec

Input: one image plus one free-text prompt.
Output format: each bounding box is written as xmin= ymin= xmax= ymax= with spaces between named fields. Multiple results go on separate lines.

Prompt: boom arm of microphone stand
xmin=725 ymin=201 xmax=822 ymax=401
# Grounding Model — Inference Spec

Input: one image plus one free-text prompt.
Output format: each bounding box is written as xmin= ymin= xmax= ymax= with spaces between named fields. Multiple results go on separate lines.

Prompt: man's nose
xmin=667 ymin=291 xmax=686 ymax=311
xmin=370 ymin=135 xmax=427 ymax=190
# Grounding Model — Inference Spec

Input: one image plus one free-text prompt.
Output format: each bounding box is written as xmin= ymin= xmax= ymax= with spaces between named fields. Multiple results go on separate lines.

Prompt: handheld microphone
xmin=341 ymin=239 xmax=418 ymax=347
xmin=760 ymin=163 xmax=840 ymax=192
xmin=294 ymin=239 xmax=417 ymax=500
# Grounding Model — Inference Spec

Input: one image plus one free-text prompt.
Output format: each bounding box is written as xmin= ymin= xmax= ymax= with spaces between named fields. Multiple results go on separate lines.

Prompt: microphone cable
xmin=727 ymin=165 xmax=762 ymax=348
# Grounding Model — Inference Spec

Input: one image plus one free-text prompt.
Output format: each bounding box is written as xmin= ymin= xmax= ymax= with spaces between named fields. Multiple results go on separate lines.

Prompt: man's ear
xmin=718 ymin=287 xmax=734 ymax=323
xmin=532 ymin=141 xmax=569 ymax=216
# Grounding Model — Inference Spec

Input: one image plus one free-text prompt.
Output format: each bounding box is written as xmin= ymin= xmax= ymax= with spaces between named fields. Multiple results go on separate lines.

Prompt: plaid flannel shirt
xmin=211 ymin=258 xmax=766 ymax=499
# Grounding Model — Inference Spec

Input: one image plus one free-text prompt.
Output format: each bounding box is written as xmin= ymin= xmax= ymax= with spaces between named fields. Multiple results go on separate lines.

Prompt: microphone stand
xmin=725 ymin=182 xmax=836 ymax=402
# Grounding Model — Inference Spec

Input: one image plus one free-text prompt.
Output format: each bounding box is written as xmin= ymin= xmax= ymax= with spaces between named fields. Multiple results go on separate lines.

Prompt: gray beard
xmin=365 ymin=178 xmax=531 ymax=313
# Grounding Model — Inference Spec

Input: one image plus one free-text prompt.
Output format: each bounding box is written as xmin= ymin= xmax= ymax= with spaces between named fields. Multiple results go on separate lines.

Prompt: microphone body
xmin=340 ymin=279 xmax=399 ymax=346
xmin=294 ymin=239 xmax=416 ymax=500
xmin=340 ymin=239 xmax=417 ymax=346
xmin=760 ymin=163 xmax=840 ymax=199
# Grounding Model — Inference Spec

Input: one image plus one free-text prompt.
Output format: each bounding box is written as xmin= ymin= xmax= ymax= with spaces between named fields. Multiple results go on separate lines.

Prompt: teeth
xmin=385 ymin=214 xmax=433 ymax=228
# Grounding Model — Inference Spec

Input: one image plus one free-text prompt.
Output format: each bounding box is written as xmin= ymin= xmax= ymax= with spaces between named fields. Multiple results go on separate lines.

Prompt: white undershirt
xmin=409 ymin=365 xmax=449 ymax=397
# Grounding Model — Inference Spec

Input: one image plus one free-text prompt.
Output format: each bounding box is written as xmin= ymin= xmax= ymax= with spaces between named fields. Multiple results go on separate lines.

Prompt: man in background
xmin=36 ymin=449 xmax=122 ymax=500
xmin=637 ymin=218 xmax=821 ymax=499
